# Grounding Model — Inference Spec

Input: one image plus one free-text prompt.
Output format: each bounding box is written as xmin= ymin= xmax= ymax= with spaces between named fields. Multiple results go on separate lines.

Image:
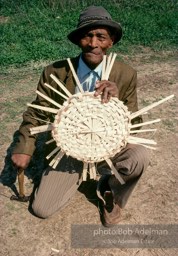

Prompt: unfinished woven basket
xmin=28 ymin=54 xmax=174 ymax=182
xmin=52 ymin=92 xmax=131 ymax=163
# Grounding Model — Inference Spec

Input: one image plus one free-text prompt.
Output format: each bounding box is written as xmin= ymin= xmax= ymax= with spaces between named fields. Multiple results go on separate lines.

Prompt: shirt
xmin=75 ymin=55 xmax=103 ymax=93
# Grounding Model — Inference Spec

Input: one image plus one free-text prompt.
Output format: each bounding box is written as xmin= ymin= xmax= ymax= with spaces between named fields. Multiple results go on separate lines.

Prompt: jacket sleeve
xmin=124 ymin=71 xmax=142 ymax=125
xmin=119 ymin=68 xmax=143 ymax=126
xmin=122 ymin=71 xmax=138 ymax=112
xmin=12 ymin=67 xmax=57 ymax=156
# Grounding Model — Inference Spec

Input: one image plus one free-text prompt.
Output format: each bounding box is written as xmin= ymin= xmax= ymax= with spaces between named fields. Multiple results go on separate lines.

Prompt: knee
xmin=31 ymin=201 xmax=50 ymax=219
xmin=128 ymin=144 xmax=150 ymax=170
xmin=114 ymin=143 xmax=150 ymax=176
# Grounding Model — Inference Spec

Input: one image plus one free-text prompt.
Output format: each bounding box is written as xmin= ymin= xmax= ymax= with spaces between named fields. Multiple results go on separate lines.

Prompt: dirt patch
xmin=0 ymin=51 xmax=178 ymax=256
xmin=0 ymin=16 xmax=9 ymax=23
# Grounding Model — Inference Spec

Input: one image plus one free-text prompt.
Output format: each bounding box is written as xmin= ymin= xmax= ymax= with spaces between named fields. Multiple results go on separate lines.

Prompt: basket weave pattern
xmin=52 ymin=92 xmax=131 ymax=163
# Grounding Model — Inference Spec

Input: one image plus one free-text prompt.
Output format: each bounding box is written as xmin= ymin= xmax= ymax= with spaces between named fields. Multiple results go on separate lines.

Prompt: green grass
xmin=0 ymin=0 xmax=177 ymax=67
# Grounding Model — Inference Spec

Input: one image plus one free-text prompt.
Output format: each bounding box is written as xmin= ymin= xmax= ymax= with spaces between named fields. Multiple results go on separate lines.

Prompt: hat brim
xmin=67 ymin=20 xmax=122 ymax=45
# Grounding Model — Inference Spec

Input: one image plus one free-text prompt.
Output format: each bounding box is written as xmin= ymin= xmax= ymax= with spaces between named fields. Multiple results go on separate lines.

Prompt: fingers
xmin=94 ymin=80 xmax=108 ymax=96
xmin=100 ymin=86 xmax=111 ymax=103
xmin=94 ymin=80 xmax=118 ymax=103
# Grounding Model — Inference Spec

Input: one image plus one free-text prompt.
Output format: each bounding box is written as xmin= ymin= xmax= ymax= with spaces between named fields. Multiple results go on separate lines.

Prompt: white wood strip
xmin=92 ymin=163 xmax=97 ymax=180
xmin=101 ymin=55 xmax=107 ymax=80
xmin=27 ymin=103 xmax=58 ymax=114
xmin=128 ymin=136 xmax=157 ymax=145
xmin=36 ymin=90 xmax=62 ymax=108
xmin=105 ymin=53 xmax=117 ymax=80
xmin=130 ymin=129 xmax=157 ymax=133
xmin=46 ymin=147 xmax=60 ymax=159
xmin=30 ymin=124 xmax=52 ymax=135
xmin=130 ymin=119 xmax=161 ymax=129
xmin=82 ymin=162 xmax=88 ymax=181
xmin=105 ymin=158 xmax=125 ymax=185
xmin=45 ymin=139 xmax=55 ymax=145
xmin=89 ymin=163 xmax=94 ymax=179
xmin=105 ymin=52 xmax=112 ymax=78
xmin=131 ymin=95 xmax=174 ymax=119
xmin=50 ymin=74 xmax=72 ymax=97
xmin=128 ymin=142 xmax=157 ymax=150
xmin=44 ymin=83 xmax=68 ymax=100
xmin=30 ymin=116 xmax=51 ymax=124
xmin=67 ymin=58 xmax=84 ymax=93
xmin=52 ymin=151 xmax=65 ymax=168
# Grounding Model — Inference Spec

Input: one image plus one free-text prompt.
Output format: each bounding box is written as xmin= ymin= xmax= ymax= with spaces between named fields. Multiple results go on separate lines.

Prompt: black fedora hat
xmin=67 ymin=6 xmax=122 ymax=45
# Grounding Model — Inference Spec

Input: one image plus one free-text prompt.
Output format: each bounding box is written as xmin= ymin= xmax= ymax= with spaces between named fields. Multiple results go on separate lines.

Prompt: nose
xmin=89 ymin=36 xmax=98 ymax=48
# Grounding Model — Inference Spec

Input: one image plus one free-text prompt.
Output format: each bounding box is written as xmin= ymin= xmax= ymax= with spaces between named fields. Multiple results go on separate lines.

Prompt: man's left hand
xmin=94 ymin=80 xmax=118 ymax=103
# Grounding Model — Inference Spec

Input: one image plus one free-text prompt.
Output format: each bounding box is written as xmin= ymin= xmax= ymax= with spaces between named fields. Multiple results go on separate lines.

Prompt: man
xmin=11 ymin=6 xmax=149 ymax=226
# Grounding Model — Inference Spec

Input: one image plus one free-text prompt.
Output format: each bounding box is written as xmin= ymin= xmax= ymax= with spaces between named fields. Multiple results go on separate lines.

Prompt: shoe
xmin=97 ymin=175 xmax=121 ymax=227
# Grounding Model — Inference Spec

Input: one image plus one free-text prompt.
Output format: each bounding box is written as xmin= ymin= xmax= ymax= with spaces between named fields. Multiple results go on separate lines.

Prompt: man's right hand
xmin=11 ymin=154 xmax=31 ymax=169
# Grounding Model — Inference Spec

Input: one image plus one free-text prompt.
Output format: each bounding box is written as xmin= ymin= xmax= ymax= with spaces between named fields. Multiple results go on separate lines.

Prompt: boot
xmin=97 ymin=175 xmax=121 ymax=227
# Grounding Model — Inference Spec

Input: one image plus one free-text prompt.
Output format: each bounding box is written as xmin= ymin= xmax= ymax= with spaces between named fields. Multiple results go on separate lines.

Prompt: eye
xmin=97 ymin=34 xmax=108 ymax=41
xmin=80 ymin=31 xmax=91 ymax=39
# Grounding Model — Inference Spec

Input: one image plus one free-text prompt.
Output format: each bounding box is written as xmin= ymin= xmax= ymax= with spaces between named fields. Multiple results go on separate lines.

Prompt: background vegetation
xmin=0 ymin=0 xmax=177 ymax=68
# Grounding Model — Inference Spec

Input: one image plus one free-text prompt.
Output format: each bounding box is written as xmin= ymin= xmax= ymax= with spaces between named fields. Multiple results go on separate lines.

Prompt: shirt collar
xmin=77 ymin=54 xmax=103 ymax=80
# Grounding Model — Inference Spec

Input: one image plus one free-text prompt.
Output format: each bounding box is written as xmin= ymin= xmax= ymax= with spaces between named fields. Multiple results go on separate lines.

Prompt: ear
xmin=108 ymin=37 xmax=114 ymax=48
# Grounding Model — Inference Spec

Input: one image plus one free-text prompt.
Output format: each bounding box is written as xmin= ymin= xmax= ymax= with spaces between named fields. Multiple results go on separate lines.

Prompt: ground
xmin=0 ymin=49 xmax=178 ymax=256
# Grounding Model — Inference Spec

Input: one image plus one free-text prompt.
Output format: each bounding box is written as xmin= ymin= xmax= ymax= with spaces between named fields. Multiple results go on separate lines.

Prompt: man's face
xmin=78 ymin=27 xmax=114 ymax=69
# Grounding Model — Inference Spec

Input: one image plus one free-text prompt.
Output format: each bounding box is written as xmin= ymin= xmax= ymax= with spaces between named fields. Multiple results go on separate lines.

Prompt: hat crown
xmin=77 ymin=6 xmax=112 ymax=28
xmin=67 ymin=5 xmax=122 ymax=45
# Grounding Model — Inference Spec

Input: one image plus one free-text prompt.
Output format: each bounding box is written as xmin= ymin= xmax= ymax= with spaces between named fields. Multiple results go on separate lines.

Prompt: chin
xmin=84 ymin=55 xmax=102 ymax=68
